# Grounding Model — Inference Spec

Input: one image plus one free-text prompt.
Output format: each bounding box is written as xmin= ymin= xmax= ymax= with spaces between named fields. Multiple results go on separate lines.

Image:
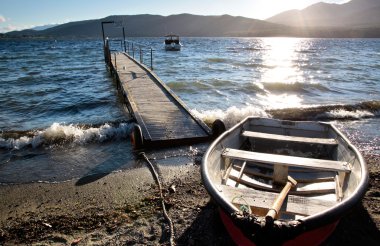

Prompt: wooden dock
xmin=109 ymin=52 xmax=212 ymax=148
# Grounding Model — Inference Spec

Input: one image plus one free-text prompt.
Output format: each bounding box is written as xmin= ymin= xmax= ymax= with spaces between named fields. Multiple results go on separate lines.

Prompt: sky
xmin=0 ymin=0 xmax=350 ymax=33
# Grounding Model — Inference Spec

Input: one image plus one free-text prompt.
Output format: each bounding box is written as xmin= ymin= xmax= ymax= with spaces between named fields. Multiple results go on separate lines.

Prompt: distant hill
xmin=266 ymin=0 xmax=380 ymax=28
xmin=32 ymin=24 xmax=58 ymax=31
xmin=3 ymin=12 xmax=380 ymax=39
xmin=4 ymin=14 xmax=290 ymax=38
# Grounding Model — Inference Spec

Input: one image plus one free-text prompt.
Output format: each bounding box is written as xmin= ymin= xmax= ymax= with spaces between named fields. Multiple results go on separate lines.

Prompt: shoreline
xmin=0 ymin=153 xmax=379 ymax=245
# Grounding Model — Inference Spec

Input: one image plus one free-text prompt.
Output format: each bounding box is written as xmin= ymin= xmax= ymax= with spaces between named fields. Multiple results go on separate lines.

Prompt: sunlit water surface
xmin=0 ymin=38 xmax=379 ymax=183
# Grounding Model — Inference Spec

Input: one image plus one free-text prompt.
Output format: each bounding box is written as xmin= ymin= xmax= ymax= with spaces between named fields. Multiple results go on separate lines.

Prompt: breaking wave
xmin=192 ymin=106 xmax=269 ymax=129
xmin=268 ymin=100 xmax=380 ymax=121
xmin=0 ymin=122 xmax=132 ymax=150
xmin=2 ymin=101 xmax=379 ymax=150
xmin=193 ymin=100 xmax=380 ymax=129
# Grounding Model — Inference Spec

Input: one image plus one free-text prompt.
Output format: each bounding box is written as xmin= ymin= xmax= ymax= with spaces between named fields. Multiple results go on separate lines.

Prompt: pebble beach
xmin=0 ymin=150 xmax=379 ymax=245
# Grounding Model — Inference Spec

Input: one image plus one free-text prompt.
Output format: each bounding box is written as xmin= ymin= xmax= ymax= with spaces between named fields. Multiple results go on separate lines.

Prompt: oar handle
xmin=265 ymin=176 xmax=297 ymax=224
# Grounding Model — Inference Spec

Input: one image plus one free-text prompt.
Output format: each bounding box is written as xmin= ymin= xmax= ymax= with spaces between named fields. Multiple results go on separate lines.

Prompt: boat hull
xmin=165 ymin=43 xmax=181 ymax=51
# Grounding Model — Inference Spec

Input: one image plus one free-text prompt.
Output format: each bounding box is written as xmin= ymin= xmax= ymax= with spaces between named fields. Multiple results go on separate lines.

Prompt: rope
xmin=139 ymin=152 xmax=175 ymax=246
xmin=232 ymin=196 xmax=252 ymax=214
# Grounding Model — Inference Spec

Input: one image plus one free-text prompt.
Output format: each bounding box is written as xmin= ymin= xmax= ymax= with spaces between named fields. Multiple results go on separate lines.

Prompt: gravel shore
xmin=0 ymin=152 xmax=379 ymax=245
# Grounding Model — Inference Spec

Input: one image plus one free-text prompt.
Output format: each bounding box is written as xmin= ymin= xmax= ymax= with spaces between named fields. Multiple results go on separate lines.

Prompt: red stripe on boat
xmin=219 ymin=209 xmax=339 ymax=246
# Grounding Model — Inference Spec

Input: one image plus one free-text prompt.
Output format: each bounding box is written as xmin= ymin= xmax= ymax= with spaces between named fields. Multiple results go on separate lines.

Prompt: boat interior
xmin=216 ymin=121 xmax=358 ymax=221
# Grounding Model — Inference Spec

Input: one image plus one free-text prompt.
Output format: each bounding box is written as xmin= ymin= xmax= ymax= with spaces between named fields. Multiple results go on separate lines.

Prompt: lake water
xmin=0 ymin=38 xmax=379 ymax=183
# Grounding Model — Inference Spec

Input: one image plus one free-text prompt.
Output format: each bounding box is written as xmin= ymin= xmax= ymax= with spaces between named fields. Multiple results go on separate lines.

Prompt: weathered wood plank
xmin=228 ymin=168 xmax=336 ymax=194
xmin=242 ymin=131 xmax=338 ymax=145
xmin=112 ymin=52 xmax=210 ymax=144
xmin=221 ymin=185 xmax=338 ymax=216
xmin=222 ymin=148 xmax=351 ymax=173
xmin=233 ymin=163 xmax=335 ymax=183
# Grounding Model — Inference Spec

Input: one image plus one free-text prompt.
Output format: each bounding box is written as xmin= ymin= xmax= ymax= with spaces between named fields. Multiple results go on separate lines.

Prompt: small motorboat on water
xmin=164 ymin=34 xmax=182 ymax=51
xmin=202 ymin=117 xmax=368 ymax=246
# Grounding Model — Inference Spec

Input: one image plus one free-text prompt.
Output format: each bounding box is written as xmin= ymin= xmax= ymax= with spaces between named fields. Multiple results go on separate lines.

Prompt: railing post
xmin=114 ymin=53 xmax=117 ymax=70
xmin=150 ymin=48 xmax=153 ymax=70
xmin=103 ymin=38 xmax=108 ymax=64
xmin=104 ymin=38 xmax=111 ymax=66
xmin=123 ymin=41 xmax=153 ymax=69
xmin=122 ymin=27 xmax=126 ymax=52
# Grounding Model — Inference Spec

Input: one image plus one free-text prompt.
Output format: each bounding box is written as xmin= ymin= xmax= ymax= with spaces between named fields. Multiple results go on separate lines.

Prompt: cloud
xmin=0 ymin=24 xmax=33 ymax=33
xmin=0 ymin=15 xmax=6 ymax=23
xmin=0 ymin=25 xmax=17 ymax=33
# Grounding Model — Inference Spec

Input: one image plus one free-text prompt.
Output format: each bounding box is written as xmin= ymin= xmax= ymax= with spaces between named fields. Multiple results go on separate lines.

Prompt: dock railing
xmin=104 ymin=38 xmax=154 ymax=70
xmin=125 ymin=41 xmax=154 ymax=70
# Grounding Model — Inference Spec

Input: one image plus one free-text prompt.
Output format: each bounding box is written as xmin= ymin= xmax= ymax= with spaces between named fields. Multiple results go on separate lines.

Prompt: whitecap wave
xmin=268 ymin=100 xmax=380 ymax=121
xmin=0 ymin=122 xmax=131 ymax=150
xmin=192 ymin=105 xmax=269 ymax=129
xmin=322 ymin=109 xmax=375 ymax=120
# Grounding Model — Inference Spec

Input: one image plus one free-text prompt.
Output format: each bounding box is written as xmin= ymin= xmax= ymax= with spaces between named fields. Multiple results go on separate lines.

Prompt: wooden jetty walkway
xmin=107 ymin=50 xmax=212 ymax=148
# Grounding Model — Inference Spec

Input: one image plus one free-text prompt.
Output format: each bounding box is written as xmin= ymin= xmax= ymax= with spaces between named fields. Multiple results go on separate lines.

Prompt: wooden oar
xmin=265 ymin=176 xmax=297 ymax=224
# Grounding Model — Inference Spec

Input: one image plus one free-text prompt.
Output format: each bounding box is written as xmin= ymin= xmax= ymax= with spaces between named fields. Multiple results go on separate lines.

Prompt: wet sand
xmin=0 ymin=152 xmax=379 ymax=245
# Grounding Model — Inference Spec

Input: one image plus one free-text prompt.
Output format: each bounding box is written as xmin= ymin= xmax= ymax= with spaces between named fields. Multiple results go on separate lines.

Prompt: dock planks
xmin=110 ymin=52 xmax=211 ymax=146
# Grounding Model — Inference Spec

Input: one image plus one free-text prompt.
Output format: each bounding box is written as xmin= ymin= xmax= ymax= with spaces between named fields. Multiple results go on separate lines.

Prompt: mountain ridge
xmin=2 ymin=7 xmax=380 ymax=39
xmin=3 ymin=14 xmax=292 ymax=38
xmin=266 ymin=0 xmax=380 ymax=28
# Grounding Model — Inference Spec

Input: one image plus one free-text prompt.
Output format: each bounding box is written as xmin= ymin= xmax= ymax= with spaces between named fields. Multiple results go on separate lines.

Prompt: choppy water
xmin=0 ymin=38 xmax=379 ymax=183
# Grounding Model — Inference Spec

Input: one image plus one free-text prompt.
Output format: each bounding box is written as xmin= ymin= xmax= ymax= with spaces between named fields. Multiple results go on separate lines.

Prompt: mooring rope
xmin=139 ymin=152 xmax=175 ymax=246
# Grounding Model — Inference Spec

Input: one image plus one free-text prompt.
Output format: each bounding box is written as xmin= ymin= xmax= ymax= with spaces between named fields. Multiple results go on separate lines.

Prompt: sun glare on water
xmin=255 ymin=38 xmax=307 ymax=109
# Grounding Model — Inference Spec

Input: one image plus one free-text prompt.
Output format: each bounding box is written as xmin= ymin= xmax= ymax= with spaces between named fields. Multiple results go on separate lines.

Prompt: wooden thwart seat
xmin=222 ymin=148 xmax=351 ymax=173
xmin=227 ymin=168 xmax=336 ymax=194
xmin=222 ymin=185 xmax=337 ymax=216
xmin=242 ymin=131 xmax=338 ymax=146
xmin=232 ymin=163 xmax=336 ymax=183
